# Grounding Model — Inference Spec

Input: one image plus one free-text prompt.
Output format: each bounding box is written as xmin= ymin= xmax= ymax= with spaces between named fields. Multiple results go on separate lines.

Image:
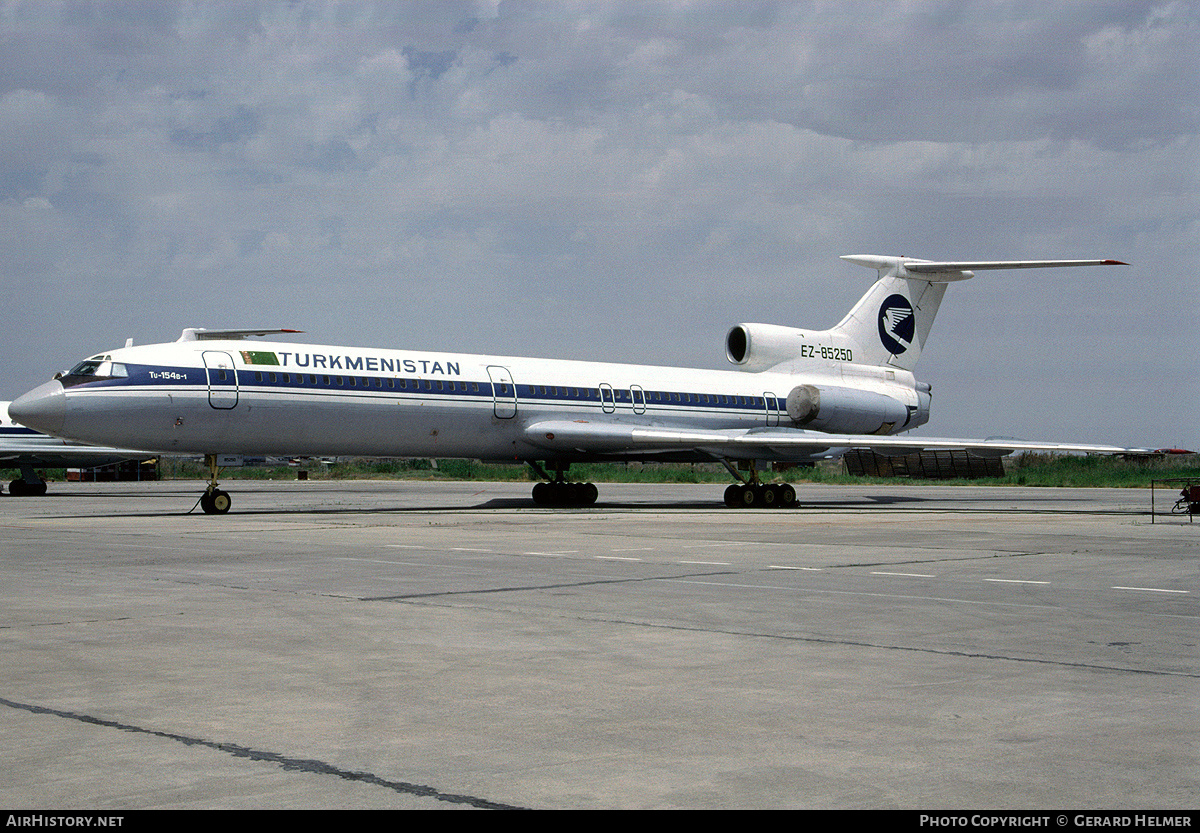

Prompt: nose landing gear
xmin=199 ymin=487 xmax=232 ymax=514
xmin=197 ymin=454 xmax=232 ymax=514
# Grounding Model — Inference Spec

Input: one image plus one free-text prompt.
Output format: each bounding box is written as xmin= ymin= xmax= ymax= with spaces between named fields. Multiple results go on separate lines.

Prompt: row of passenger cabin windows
xmin=523 ymin=388 xmax=763 ymax=408
xmin=647 ymin=391 xmax=762 ymax=407
xmin=523 ymin=387 xmax=766 ymax=408
xmin=244 ymin=371 xmax=764 ymax=408
xmin=524 ymin=387 xmax=767 ymax=407
xmin=250 ymin=371 xmax=485 ymax=393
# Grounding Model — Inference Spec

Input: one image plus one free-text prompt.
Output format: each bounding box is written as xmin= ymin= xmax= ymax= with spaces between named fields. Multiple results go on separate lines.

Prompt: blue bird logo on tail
xmin=878 ymin=294 xmax=915 ymax=355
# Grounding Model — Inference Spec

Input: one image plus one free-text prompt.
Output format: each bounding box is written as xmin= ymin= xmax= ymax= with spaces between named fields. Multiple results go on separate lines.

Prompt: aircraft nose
xmin=10 ymin=380 xmax=66 ymax=436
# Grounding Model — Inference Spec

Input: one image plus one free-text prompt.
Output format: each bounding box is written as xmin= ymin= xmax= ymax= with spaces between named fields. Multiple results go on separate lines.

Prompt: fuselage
xmin=12 ymin=337 xmax=924 ymax=464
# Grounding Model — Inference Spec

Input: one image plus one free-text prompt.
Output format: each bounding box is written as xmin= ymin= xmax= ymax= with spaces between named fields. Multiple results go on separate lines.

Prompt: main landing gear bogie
xmin=723 ymin=482 xmax=797 ymax=509
xmin=527 ymin=461 xmax=598 ymax=507
xmin=7 ymin=478 xmax=48 ymax=497
xmin=532 ymin=480 xmax=599 ymax=507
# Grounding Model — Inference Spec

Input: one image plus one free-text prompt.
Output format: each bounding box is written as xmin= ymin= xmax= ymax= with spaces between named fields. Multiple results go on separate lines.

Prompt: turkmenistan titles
xmin=241 ymin=351 xmax=461 ymax=376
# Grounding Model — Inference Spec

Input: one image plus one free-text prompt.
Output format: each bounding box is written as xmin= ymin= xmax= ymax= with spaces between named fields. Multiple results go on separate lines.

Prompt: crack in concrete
xmin=0 ymin=695 xmax=528 ymax=810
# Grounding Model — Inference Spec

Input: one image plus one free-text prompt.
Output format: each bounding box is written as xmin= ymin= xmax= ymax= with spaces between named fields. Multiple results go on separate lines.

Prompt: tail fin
xmin=830 ymin=255 xmax=1126 ymax=372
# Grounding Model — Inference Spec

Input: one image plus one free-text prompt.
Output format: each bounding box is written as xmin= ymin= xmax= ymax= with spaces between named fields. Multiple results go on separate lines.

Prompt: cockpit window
xmin=62 ymin=358 xmax=128 ymax=386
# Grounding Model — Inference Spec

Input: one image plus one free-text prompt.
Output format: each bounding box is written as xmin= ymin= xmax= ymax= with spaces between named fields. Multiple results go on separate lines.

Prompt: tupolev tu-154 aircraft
xmin=10 ymin=254 xmax=1146 ymax=514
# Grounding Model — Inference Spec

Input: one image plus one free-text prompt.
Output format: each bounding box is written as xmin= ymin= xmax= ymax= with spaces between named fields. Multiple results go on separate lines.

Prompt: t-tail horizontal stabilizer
xmin=830 ymin=255 xmax=1127 ymax=372
xmin=839 ymin=255 xmax=1127 ymax=282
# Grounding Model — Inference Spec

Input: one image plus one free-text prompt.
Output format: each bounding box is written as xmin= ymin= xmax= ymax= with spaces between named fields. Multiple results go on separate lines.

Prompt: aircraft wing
xmin=3 ymin=403 xmax=151 ymax=469
xmin=523 ymin=420 xmax=1148 ymax=459
xmin=0 ymin=440 xmax=148 ymax=469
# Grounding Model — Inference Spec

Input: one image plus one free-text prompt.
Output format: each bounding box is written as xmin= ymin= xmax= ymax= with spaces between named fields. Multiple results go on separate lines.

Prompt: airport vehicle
xmin=9 ymin=254 xmax=1145 ymax=513
xmin=0 ymin=401 xmax=146 ymax=495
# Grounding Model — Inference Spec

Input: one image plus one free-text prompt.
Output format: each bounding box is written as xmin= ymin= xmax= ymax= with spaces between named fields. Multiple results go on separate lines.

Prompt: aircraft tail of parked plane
xmin=9 ymin=253 xmax=1144 ymax=513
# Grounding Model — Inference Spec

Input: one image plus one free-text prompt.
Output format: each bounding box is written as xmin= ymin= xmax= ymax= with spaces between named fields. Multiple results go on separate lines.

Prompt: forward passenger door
xmin=487 ymin=366 xmax=517 ymax=418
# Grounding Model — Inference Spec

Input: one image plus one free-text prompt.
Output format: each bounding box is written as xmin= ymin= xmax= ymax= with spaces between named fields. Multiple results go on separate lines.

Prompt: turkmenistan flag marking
xmin=240 ymin=350 xmax=280 ymax=365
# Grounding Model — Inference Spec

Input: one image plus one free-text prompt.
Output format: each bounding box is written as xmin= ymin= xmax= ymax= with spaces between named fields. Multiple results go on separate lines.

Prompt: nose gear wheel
xmin=196 ymin=454 xmax=232 ymax=514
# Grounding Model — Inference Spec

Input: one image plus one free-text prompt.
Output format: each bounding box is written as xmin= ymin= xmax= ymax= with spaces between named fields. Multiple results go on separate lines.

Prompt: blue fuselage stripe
xmin=74 ymin=364 xmax=786 ymax=414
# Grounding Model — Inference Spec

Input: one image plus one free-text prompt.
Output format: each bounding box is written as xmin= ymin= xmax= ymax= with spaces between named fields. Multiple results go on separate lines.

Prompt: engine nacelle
xmin=911 ymin=383 xmax=932 ymax=431
xmin=786 ymin=384 xmax=910 ymax=435
xmin=726 ymin=323 xmax=808 ymax=372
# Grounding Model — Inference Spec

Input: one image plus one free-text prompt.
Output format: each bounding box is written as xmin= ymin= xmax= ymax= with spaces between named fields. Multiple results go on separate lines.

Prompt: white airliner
xmin=10 ymin=254 xmax=1145 ymax=513
xmin=1 ymin=401 xmax=147 ymax=495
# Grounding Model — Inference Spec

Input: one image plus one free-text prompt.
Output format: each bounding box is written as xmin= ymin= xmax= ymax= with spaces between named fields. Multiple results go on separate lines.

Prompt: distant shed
xmin=844 ymin=450 xmax=1004 ymax=480
xmin=67 ymin=460 xmax=158 ymax=482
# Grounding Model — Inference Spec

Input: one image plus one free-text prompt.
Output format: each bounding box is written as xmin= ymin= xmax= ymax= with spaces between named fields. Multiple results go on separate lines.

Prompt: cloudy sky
xmin=1 ymin=0 xmax=1196 ymax=448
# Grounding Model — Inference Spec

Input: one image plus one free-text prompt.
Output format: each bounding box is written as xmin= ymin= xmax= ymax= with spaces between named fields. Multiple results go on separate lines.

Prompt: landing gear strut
xmin=198 ymin=454 xmax=232 ymax=514
xmin=528 ymin=461 xmax=598 ymax=507
xmin=720 ymin=460 xmax=797 ymax=509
